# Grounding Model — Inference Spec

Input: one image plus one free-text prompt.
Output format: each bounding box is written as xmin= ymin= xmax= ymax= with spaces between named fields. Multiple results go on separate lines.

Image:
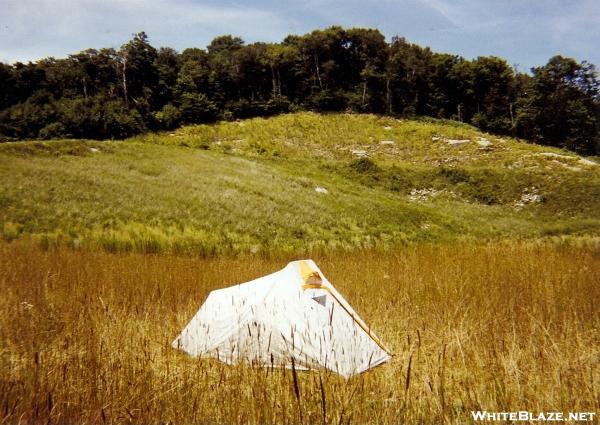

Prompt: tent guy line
xmin=298 ymin=261 xmax=393 ymax=355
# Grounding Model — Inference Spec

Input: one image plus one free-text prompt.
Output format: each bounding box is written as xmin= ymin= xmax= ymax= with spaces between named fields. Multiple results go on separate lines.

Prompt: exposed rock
xmin=380 ymin=140 xmax=395 ymax=146
xmin=433 ymin=156 xmax=464 ymax=166
xmin=476 ymin=138 xmax=492 ymax=147
xmin=579 ymin=158 xmax=598 ymax=166
xmin=522 ymin=193 xmax=543 ymax=203
xmin=315 ymin=187 xmax=329 ymax=194
xmin=383 ymin=126 xmax=393 ymax=130
xmin=553 ymin=161 xmax=582 ymax=172
xmin=538 ymin=152 xmax=573 ymax=160
xmin=409 ymin=188 xmax=442 ymax=202
xmin=446 ymin=139 xmax=470 ymax=146
xmin=514 ymin=187 xmax=543 ymax=209
xmin=507 ymin=161 xmax=523 ymax=169
xmin=534 ymin=152 xmax=597 ymax=169
xmin=351 ymin=149 xmax=368 ymax=158
xmin=431 ymin=136 xmax=441 ymax=142
xmin=89 ymin=147 xmax=99 ymax=153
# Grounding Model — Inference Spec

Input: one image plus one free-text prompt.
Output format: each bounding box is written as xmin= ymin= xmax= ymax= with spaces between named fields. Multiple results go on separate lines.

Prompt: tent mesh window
xmin=312 ymin=295 xmax=327 ymax=306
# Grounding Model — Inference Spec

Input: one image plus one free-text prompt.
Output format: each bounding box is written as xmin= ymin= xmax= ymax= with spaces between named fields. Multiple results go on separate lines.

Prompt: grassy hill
xmin=1 ymin=112 xmax=599 ymax=254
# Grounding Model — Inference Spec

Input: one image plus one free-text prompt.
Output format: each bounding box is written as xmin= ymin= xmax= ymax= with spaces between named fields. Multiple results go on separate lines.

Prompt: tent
xmin=172 ymin=259 xmax=392 ymax=378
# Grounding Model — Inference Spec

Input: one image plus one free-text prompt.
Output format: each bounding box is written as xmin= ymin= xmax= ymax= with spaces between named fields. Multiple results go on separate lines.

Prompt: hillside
xmin=1 ymin=112 xmax=599 ymax=254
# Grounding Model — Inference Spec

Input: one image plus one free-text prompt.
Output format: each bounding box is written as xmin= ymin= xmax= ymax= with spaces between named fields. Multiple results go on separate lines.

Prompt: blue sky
xmin=1 ymin=0 xmax=599 ymax=72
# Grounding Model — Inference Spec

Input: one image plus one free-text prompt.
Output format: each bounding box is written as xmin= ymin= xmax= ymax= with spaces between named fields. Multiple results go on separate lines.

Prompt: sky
xmin=1 ymin=0 xmax=600 ymax=72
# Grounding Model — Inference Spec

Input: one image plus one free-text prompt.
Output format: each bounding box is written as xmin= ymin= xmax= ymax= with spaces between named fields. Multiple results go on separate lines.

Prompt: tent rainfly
xmin=172 ymin=259 xmax=392 ymax=378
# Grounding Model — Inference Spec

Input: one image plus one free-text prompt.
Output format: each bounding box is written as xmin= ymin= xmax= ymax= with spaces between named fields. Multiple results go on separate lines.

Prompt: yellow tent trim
xmin=298 ymin=260 xmax=392 ymax=355
xmin=300 ymin=260 xmax=323 ymax=285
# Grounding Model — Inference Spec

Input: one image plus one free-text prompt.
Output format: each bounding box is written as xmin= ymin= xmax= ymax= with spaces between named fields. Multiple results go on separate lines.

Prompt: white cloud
xmin=417 ymin=0 xmax=466 ymax=27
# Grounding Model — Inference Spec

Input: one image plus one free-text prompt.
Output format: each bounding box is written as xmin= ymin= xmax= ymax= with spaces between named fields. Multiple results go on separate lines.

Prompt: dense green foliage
xmin=1 ymin=113 xmax=599 ymax=254
xmin=1 ymin=28 xmax=600 ymax=153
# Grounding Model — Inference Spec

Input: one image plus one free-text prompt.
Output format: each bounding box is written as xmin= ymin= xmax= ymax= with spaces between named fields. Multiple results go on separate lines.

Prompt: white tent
xmin=172 ymin=259 xmax=392 ymax=378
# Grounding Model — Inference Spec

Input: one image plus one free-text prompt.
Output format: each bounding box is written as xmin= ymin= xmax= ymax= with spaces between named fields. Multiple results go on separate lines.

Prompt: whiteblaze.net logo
xmin=471 ymin=411 xmax=596 ymax=422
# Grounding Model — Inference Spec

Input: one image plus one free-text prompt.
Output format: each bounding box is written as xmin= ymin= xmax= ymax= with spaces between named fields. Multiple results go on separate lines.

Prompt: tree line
xmin=1 ymin=27 xmax=599 ymax=154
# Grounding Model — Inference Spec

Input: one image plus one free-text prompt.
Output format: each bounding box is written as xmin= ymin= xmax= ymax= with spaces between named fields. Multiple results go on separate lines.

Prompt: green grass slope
xmin=1 ymin=112 xmax=599 ymax=254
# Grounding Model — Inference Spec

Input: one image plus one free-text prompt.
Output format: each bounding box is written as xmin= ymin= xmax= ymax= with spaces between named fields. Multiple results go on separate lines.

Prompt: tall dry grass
xmin=1 ymin=242 xmax=599 ymax=424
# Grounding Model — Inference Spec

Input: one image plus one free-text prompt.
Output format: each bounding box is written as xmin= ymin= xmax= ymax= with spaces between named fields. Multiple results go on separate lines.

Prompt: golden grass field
xmin=1 ymin=241 xmax=599 ymax=424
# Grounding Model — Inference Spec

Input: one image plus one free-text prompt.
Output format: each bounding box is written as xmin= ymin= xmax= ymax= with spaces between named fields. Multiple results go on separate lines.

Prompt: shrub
xmin=1 ymin=92 xmax=57 ymax=139
xmin=38 ymin=122 xmax=67 ymax=139
xmin=306 ymin=90 xmax=348 ymax=111
xmin=349 ymin=157 xmax=379 ymax=174
xmin=179 ymin=93 xmax=218 ymax=124
xmin=154 ymin=103 xmax=181 ymax=130
xmin=56 ymin=96 xmax=145 ymax=139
